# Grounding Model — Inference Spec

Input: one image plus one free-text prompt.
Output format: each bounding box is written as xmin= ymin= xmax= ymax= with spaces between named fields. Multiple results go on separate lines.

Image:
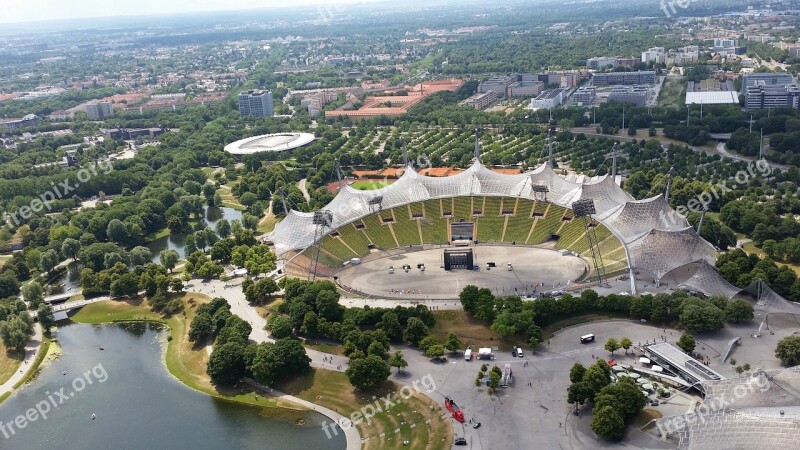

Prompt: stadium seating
xmin=392 ymin=215 xmax=422 ymax=246
xmin=336 ymin=223 xmax=372 ymax=256
xmin=361 ymin=214 xmax=399 ymax=249
xmin=320 ymin=235 xmax=357 ymax=263
xmin=453 ymin=197 xmax=472 ymax=220
xmin=408 ymin=202 xmax=425 ymax=219
xmin=555 ymin=219 xmax=589 ymax=251
xmin=503 ymin=199 xmax=535 ymax=244
xmin=476 ymin=197 xmax=506 ymax=242
xmin=528 ymin=204 xmax=566 ymax=244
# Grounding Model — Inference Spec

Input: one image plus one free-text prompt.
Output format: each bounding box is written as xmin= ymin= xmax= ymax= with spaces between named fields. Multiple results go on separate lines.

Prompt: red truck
xmin=444 ymin=396 xmax=465 ymax=423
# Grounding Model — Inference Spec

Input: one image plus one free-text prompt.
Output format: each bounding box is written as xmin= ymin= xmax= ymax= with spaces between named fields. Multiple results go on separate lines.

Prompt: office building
xmin=477 ymin=76 xmax=515 ymax=97
xmin=713 ymin=38 xmax=737 ymax=49
xmin=85 ymin=101 xmax=114 ymax=120
xmin=571 ymin=86 xmax=597 ymax=106
xmin=587 ymin=57 xmax=618 ymax=70
xmin=641 ymin=47 xmax=666 ymax=65
xmin=462 ymin=91 xmax=497 ymax=110
xmin=531 ymin=88 xmax=565 ymax=109
xmin=745 ymin=83 xmax=800 ymax=111
xmin=507 ymin=81 xmax=544 ymax=98
xmin=592 ymin=71 xmax=656 ymax=85
xmin=741 ymin=73 xmax=795 ymax=92
xmin=238 ymin=90 xmax=274 ymax=117
xmin=608 ymin=85 xmax=649 ymax=106
xmin=0 ymin=114 xmax=40 ymax=131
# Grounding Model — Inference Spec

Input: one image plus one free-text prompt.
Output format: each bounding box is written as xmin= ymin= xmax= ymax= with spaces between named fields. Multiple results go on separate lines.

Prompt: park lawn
xmin=277 ymin=368 xmax=452 ymax=450
xmin=430 ymin=310 xmax=514 ymax=351
xmin=70 ymin=294 xmax=298 ymax=411
xmin=0 ymin=254 xmax=10 ymax=267
xmin=304 ymin=340 xmax=345 ymax=356
xmin=742 ymin=241 xmax=800 ymax=276
xmin=257 ymin=213 xmax=278 ymax=234
xmin=0 ymin=341 xmax=23 ymax=385
xmin=658 ymin=77 xmax=686 ymax=108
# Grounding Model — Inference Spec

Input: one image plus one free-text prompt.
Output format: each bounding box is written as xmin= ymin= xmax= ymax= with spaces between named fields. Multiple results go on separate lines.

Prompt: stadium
xmin=265 ymin=152 xmax=764 ymax=300
xmin=223 ymin=132 xmax=315 ymax=157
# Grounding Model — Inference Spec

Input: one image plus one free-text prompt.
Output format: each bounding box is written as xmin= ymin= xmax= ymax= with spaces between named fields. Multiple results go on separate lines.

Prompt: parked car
xmin=473 ymin=422 xmax=481 ymax=429
xmin=455 ymin=437 xmax=467 ymax=446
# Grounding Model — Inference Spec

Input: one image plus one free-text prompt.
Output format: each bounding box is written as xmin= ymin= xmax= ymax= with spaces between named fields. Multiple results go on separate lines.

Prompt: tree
xmin=567 ymin=381 xmax=592 ymax=410
xmin=368 ymin=341 xmax=387 ymax=358
xmin=251 ymin=339 xmax=311 ymax=386
xmin=189 ymin=312 xmax=214 ymax=342
xmin=680 ymin=303 xmax=725 ymax=333
xmin=21 ymin=281 xmax=44 ymax=307
xmin=346 ymin=355 xmax=390 ymax=390
xmin=604 ymin=338 xmax=620 ymax=356
xmin=106 ymin=219 xmax=129 ymax=244
xmin=724 ymin=299 xmax=754 ymax=323
xmin=37 ymin=304 xmax=55 ymax=333
xmin=267 ymin=314 xmax=293 ymax=339
xmin=677 ymin=333 xmax=696 ymax=354
xmin=40 ymin=249 xmax=59 ymax=274
xmin=775 ymin=335 xmax=800 ymax=366
xmin=129 ymin=246 xmax=153 ymax=267
xmin=207 ymin=341 xmax=248 ymax=386
xmin=620 ymin=337 xmax=632 ymax=355
xmin=425 ymin=344 xmax=446 ymax=359
xmin=445 ymin=332 xmax=462 ymax=354
xmin=591 ymin=406 xmax=625 ymax=440
xmin=404 ymin=317 xmax=428 ymax=346
xmin=569 ymin=363 xmax=587 ymax=384
xmin=388 ymin=350 xmax=408 ymax=373
xmin=160 ymin=250 xmax=179 ymax=273
xmin=418 ymin=336 xmax=439 ymax=353
xmin=379 ymin=311 xmax=403 ymax=341
xmin=61 ymin=238 xmax=81 ymax=261
xmin=216 ymin=219 xmax=231 ymax=239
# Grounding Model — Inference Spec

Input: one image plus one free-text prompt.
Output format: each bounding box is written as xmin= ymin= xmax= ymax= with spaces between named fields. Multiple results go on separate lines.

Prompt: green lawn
xmin=658 ymin=77 xmax=686 ymax=108
xmin=351 ymin=179 xmax=394 ymax=190
xmin=0 ymin=254 xmax=11 ymax=267
xmin=0 ymin=341 xmax=23 ymax=386
xmin=277 ymin=369 xmax=452 ymax=450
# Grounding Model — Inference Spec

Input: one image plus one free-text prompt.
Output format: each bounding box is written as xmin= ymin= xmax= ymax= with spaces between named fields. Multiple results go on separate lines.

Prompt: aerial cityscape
xmin=3 ymin=0 xmax=800 ymax=449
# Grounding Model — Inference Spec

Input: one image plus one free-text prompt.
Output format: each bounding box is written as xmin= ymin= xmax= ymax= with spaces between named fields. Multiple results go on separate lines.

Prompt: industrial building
xmin=741 ymin=73 xmax=795 ymax=91
xmin=477 ymin=76 xmax=516 ymax=97
xmin=507 ymin=81 xmax=544 ymax=98
xmin=238 ymin=90 xmax=274 ymax=117
xmin=745 ymin=83 xmax=800 ymax=111
xmin=586 ymin=56 xmax=619 ymax=70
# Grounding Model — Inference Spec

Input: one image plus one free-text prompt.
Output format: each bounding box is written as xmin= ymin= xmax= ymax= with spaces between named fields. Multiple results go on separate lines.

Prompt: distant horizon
xmin=0 ymin=0 xmax=389 ymax=25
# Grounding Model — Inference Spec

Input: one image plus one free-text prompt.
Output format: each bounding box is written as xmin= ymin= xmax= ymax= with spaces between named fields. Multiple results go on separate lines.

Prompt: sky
xmin=1 ymin=0 xmax=382 ymax=24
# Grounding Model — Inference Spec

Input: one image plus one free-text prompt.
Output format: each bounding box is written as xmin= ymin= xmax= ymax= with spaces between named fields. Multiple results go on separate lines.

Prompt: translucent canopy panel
xmin=628 ymin=227 xmax=717 ymax=282
xmin=604 ymin=195 xmax=688 ymax=243
xmin=739 ymin=279 xmax=800 ymax=315
xmin=576 ymin=175 xmax=634 ymax=220
xmin=678 ymin=259 xmax=741 ymax=299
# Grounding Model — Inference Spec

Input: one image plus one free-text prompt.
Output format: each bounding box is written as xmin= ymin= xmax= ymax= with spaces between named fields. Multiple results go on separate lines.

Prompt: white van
xmin=464 ymin=348 xmax=472 ymax=361
xmin=580 ymin=334 xmax=595 ymax=344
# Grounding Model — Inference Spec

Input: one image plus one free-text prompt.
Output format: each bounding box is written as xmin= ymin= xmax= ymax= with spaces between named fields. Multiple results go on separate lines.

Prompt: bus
xmin=580 ymin=334 xmax=595 ymax=343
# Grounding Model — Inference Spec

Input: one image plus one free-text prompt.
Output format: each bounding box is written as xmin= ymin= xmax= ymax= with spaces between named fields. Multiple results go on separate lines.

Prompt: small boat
xmin=91 ymin=414 xmax=96 ymax=420
xmin=98 ymin=347 xmax=104 ymax=351
xmin=61 ymin=371 xmax=66 ymax=375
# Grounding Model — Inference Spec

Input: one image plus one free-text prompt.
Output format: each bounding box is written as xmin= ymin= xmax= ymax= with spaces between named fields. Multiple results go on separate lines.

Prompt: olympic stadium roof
xmin=268 ymin=159 xmax=726 ymax=292
xmin=224 ymin=132 xmax=316 ymax=156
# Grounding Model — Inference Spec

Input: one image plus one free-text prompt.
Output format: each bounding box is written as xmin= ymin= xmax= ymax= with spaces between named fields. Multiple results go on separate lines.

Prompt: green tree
xmin=207 ymin=341 xmax=248 ymax=386
xmin=604 ymin=337 xmax=620 ymax=356
xmin=345 ymin=355 xmax=390 ymax=390
xmin=216 ymin=219 xmax=232 ymax=239
xmin=189 ymin=312 xmax=215 ymax=342
xmin=40 ymin=249 xmax=59 ymax=274
xmin=775 ymin=335 xmax=800 ymax=366
xmin=404 ymin=317 xmax=429 ymax=346
xmin=445 ymin=332 xmax=462 ymax=354
xmin=388 ymin=350 xmax=408 ymax=373
xmin=724 ymin=299 xmax=754 ymax=323
xmin=677 ymin=333 xmax=696 ymax=354
xmin=379 ymin=311 xmax=403 ymax=341
xmin=61 ymin=238 xmax=81 ymax=261
xmin=569 ymin=362 xmax=587 ymax=383
xmin=106 ymin=219 xmax=129 ymax=244
xmin=129 ymin=246 xmax=153 ymax=267
xmin=37 ymin=304 xmax=55 ymax=333
xmin=267 ymin=315 xmax=293 ymax=339
xmin=620 ymin=337 xmax=632 ymax=355
xmin=368 ymin=341 xmax=387 ymax=358
xmin=567 ymin=381 xmax=592 ymax=411
xmin=160 ymin=250 xmax=179 ymax=273
xmin=425 ymin=344 xmax=446 ymax=359
xmin=418 ymin=335 xmax=439 ymax=353
xmin=591 ymin=406 xmax=625 ymax=440
xmin=21 ymin=281 xmax=44 ymax=306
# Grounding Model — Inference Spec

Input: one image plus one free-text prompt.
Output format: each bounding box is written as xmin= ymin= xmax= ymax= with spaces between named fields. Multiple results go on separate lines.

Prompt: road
xmin=298 ymin=178 xmax=311 ymax=202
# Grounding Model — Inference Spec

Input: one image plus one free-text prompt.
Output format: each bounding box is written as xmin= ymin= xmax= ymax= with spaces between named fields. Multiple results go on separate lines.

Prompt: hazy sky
xmin=2 ymin=0 xmax=379 ymax=24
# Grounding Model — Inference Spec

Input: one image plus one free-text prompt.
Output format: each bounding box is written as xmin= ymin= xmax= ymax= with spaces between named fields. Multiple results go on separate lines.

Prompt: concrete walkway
xmin=298 ymin=178 xmax=311 ymax=202
xmin=0 ymin=323 xmax=44 ymax=398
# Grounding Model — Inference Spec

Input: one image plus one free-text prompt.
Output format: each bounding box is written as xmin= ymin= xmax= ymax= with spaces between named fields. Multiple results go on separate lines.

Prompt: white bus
xmin=580 ymin=334 xmax=595 ymax=344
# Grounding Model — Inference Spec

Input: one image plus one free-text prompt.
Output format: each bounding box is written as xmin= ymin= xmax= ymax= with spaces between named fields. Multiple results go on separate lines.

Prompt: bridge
xmin=52 ymin=296 xmax=110 ymax=313
xmin=44 ymin=293 xmax=74 ymax=304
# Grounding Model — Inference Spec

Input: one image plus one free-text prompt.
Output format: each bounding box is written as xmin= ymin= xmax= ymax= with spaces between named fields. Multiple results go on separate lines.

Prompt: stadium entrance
xmin=444 ymin=248 xmax=474 ymax=270
xmin=450 ymin=221 xmax=475 ymax=246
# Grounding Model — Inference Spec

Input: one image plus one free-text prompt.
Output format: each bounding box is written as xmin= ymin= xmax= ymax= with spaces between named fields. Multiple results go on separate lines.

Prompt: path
xmin=298 ymin=178 xmax=311 ymax=202
xmin=0 ymin=324 xmax=44 ymax=398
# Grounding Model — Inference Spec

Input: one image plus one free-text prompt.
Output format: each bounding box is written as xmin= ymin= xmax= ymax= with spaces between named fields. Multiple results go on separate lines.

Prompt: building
xmin=790 ymin=47 xmax=800 ymax=59
xmin=592 ymin=71 xmax=656 ymax=85
xmin=608 ymin=85 xmax=649 ymax=106
xmin=507 ymin=81 xmax=544 ymax=98
xmin=571 ymin=86 xmax=597 ymax=106
xmin=463 ymin=91 xmax=497 ymax=110
xmin=641 ymin=47 xmax=666 ymax=65
xmin=0 ymin=114 xmax=40 ymax=131
xmin=84 ymin=101 xmax=114 ymax=120
xmin=531 ymin=88 xmax=565 ymax=109
xmin=685 ymin=91 xmax=739 ymax=105
xmin=745 ymin=83 xmax=800 ymax=111
xmin=713 ymin=38 xmax=737 ymax=49
xmin=238 ymin=90 xmax=274 ymax=117
xmin=741 ymin=72 xmax=795 ymax=91
xmin=644 ymin=342 xmax=724 ymax=386
xmin=477 ymin=76 xmax=515 ymax=97
xmin=587 ymin=56 xmax=618 ymax=70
